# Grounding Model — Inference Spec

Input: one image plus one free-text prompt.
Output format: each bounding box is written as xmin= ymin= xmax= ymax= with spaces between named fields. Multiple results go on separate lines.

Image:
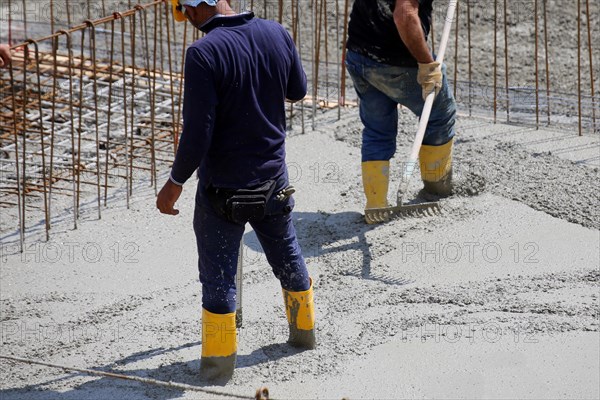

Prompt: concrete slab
xmin=1 ymin=110 xmax=598 ymax=399
xmin=456 ymin=117 xmax=600 ymax=167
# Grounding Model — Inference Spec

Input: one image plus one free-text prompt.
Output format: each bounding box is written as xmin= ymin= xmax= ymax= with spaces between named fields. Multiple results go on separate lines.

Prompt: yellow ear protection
xmin=171 ymin=0 xmax=186 ymax=22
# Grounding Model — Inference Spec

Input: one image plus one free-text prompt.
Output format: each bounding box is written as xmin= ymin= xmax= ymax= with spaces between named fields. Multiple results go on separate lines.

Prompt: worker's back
xmin=347 ymin=0 xmax=433 ymax=67
xmin=182 ymin=13 xmax=307 ymax=189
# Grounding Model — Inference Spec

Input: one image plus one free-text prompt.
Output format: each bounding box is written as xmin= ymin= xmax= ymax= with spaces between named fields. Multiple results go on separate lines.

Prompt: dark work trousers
xmin=193 ymin=172 xmax=311 ymax=314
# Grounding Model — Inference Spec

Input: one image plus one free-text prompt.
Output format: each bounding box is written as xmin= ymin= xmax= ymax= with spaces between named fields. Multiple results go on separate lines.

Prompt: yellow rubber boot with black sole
xmin=200 ymin=308 xmax=237 ymax=382
xmin=419 ymin=138 xmax=454 ymax=197
xmin=283 ymin=279 xmax=316 ymax=349
xmin=362 ymin=161 xmax=390 ymax=224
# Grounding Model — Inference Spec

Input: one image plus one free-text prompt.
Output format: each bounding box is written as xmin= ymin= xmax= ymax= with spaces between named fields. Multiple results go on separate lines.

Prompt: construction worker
xmin=346 ymin=0 xmax=457 ymax=223
xmin=0 ymin=44 xmax=11 ymax=68
xmin=156 ymin=0 xmax=315 ymax=382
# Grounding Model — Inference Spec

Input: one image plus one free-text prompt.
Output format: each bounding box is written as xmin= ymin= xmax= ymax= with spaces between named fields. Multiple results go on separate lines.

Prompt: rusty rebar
xmin=340 ymin=0 xmax=350 ymax=107
xmin=585 ymin=0 xmax=596 ymax=133
xmin=278 ymin=0 xmax=283 ymax=23
xmin=493 ymin=0 xmax=498 ymax=122
xmin=175 ymin=20 xmax=188 ymax=145
xmin=313 ymin=0 xmax=325 ymax=130
xmin=467 ymin=0 xmax=472 ymax=116
xmin=8 ymin=0 xmax=13 ymax=44
xmin=129 ymin=13 xmax=137 ymax=198
xmin=8 ymin=1 xmax=163 ymax=50
xmin=28 ymin=39 xmax=51 ymax=241
xmin=0 ymin=354 xmax=258 ymax=399
xmin=50 ymin=0 xmax=55 ymax=35
xmin=8 ymin=53 xmax=24 ymax=251
xmin=430 ymin=10 xmax=435 ymax=55
xmin=84 ymin=19 xmax=102 ymax=220
xmin=291 ymin=0 xmax=298 ymax=42
xmin=543 ymin=0 xmax=551 ymax=125
xmin=311 ymin=0 xmax=317 ymax=130
xmin=104 ymin=19 xmax=116 ymax=206
xmin=503 ymin=0 xmax=510 ymax=123
xmin=335 ymin=0 xmax=341 ymax=120
xmin=57 ymin=29 xmax=78 ymax=230
xmin=577 ymin=0 xmax=582 ymax=136
xmin=22 ymin=0 xmax=27 ymax=38
xmin=48 ymin=36 xmax=59 ymax=225
xmin=535 ymin=0 xmax=540 ymax=128
xmin=135 ymin=3 xmax=158 ymax=191
xmin=163 ymin=0 xmax=178 ymax=156
xmin=298 ymin=0 xmax=305 ymax=134
xmin=76 ymin=28 xmax=86 ymax=217
xmin=323 ymin=0 xmax=330 ymax=108
xmin=453 ymin=0 xmax=459 ymax=99
xmin=116 ymin=13 xmax=130 ymax=208
xmin=20 ymin=46 xmax=29 ymax=239
xmin=67 ymin=0 xmax=72 ymax=27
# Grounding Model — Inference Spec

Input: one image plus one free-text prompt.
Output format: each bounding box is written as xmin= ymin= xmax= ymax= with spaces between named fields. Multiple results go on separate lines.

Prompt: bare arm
xmin=0 ymin=45 xmax=11 ymax=68
xmin=393 ymin=0 xmax=434 ymax=64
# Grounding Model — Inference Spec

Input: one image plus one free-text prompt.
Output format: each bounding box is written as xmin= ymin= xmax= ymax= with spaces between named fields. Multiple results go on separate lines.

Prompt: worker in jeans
xmin=346 ymin=0 xmax=457 ymax=223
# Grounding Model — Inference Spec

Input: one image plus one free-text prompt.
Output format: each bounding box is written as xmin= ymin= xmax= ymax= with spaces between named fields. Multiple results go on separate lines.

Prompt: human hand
xmin=417 ymin=61 xmax=442 ymax=101
xmin=0 ymin=45 xmax=12 ymax=68
xmin=157 ymin=179 xmax=183 ymax=215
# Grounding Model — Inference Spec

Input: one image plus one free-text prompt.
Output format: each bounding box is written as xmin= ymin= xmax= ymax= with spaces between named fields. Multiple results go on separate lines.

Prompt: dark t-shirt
xmin=170 ymin=13 xmax=307 ymax=188
xmin=346 ymin=0 xmax=433 ymax=67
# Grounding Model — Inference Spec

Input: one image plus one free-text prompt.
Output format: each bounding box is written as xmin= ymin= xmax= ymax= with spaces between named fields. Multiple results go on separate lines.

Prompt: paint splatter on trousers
xmin=193 ymin=171 xmax=310 ymax=314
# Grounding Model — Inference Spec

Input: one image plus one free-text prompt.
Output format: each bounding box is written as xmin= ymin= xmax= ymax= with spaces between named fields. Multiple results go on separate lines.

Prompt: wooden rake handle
xmin=398 ymin=0 xmax=459 ymax=202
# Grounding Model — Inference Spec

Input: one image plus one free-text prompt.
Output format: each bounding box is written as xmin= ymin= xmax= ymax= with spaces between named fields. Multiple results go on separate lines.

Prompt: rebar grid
xmin=0 ymin=0 xmax=599 ymax=249
xmin=1 ymin=1 xmax=185 ymax=249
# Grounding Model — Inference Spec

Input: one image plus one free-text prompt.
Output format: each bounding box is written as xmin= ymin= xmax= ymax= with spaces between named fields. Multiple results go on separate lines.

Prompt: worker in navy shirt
xmin=157 ymin=0 xmax=315 ymax=382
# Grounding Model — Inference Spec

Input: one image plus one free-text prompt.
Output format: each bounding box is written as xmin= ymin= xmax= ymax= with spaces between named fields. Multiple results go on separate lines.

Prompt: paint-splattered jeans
xmin=345 ymin=50 xmax=457 ymax=162
xmin=193 ymin=170 xmax=310 ymax=314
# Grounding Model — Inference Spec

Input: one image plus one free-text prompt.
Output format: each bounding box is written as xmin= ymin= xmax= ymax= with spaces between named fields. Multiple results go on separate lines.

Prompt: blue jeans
xmin=193 ymin=170 xmax=310 ymax=314
xmin=345 ymin=50 xmax=457 ymax=162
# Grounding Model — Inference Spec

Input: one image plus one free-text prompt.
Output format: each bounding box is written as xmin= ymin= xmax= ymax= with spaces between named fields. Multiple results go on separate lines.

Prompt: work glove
xmin=417 ymin=61 xmax=443 ymax=101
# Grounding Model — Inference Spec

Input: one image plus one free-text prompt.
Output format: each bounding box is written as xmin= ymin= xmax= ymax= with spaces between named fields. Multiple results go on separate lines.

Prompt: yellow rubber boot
xmin=362 ymin=161 xmax=390 ymax=223
xmin=419 ymin=138 xmax=454 ymax=196
xmin=200 ymin=308 xmax=237 ymax=382
xmin=283 ymin=279 xmax=316 ymax=349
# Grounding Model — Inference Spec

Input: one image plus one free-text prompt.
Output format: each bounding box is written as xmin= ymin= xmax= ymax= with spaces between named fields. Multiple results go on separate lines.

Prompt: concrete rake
xmin=365 ymin=0 xmax=458 ymax=224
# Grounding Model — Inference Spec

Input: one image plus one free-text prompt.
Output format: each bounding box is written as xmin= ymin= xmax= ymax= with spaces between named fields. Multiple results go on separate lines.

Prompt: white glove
xmin=417 ymin=61 xmax=443 ymax=101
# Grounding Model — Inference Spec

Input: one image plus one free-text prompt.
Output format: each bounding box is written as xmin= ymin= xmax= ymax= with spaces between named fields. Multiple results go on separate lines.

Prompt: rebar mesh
xmin=0 ymin=0 xmax=598 ymax=249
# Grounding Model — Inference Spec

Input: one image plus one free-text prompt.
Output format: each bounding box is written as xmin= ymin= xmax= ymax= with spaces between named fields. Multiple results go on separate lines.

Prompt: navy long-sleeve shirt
xmin=170 ymin=12 xmax=307 ymax=189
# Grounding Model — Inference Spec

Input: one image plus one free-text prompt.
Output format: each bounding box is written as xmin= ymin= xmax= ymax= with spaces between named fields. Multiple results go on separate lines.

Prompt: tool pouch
xmin=207 ymin=180 xmax=276 ymax=224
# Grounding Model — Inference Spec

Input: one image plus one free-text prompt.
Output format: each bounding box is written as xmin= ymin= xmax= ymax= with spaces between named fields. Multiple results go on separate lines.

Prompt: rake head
xmin=364 ymin=201 xmax=441 ymax=224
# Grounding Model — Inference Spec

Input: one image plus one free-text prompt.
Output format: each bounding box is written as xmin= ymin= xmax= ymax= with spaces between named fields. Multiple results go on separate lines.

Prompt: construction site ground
xmin=1 ymin=107 xmax=599 ymax=399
